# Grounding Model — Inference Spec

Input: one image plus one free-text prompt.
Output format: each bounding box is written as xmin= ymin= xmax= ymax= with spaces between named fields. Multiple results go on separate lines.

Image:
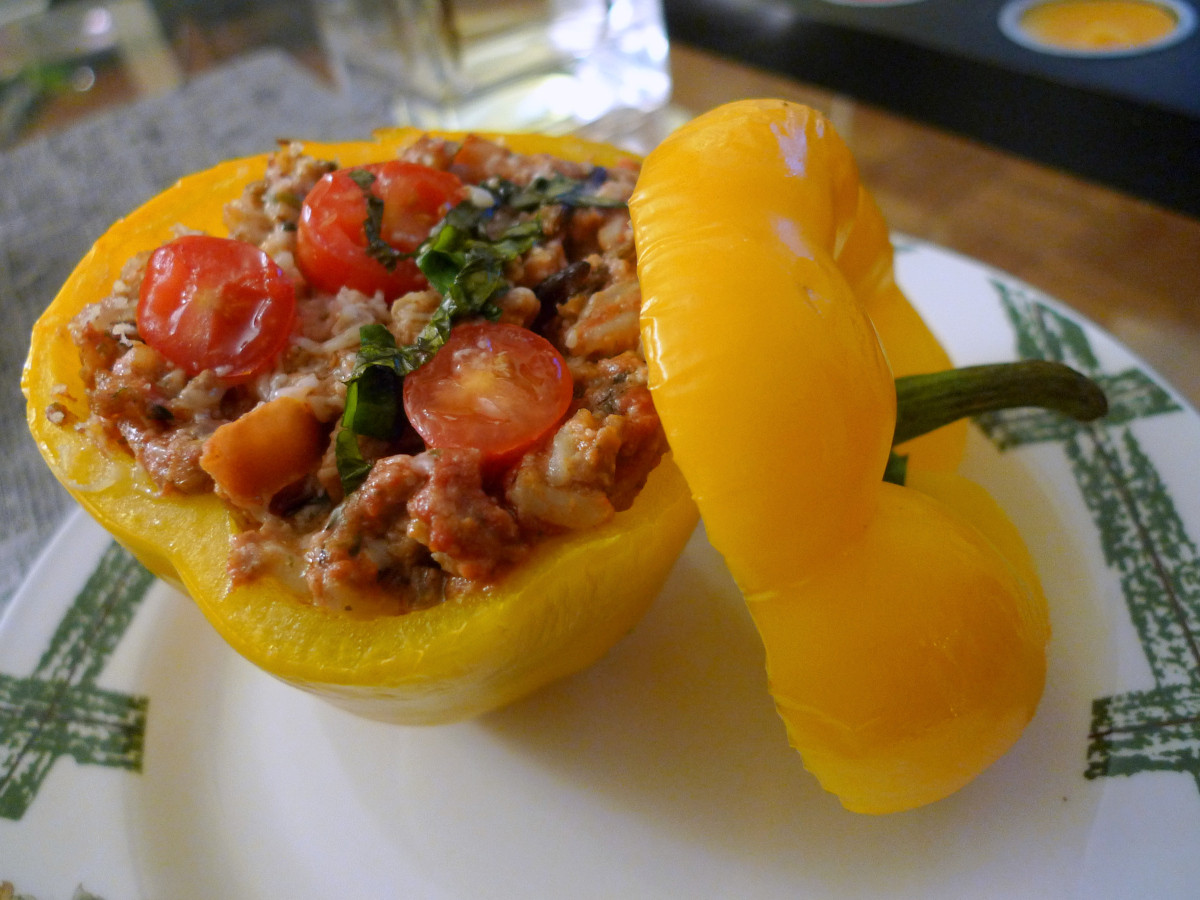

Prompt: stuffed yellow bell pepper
xmin=23 ymin=129 xmax=699 ymax=724
xmin=631 ymin=99 xmax=1101 ymax=813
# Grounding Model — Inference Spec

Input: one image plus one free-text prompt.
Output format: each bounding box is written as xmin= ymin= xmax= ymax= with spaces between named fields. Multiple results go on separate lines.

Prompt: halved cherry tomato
xmin=137 ymin=234 xmax=295 ymax=383
xmin=296 ymin=161 xmax=464 ymax=301
xmin=403 ymin=321 xmax=573 ymax=465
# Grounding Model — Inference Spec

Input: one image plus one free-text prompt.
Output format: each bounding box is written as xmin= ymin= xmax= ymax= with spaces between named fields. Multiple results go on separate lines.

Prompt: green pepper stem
xmin=893 ymin=360 xmax=1108 ymax=447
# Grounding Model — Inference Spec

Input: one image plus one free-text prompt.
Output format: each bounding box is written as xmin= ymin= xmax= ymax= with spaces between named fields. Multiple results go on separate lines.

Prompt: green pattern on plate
xmin=0 ymin=541 xmax=153 ymax=821
xmin=980 ymin=279 xmax=1200 ymax=788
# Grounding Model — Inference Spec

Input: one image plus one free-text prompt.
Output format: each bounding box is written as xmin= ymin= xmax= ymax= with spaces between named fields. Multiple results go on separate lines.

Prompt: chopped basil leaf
xmin=343 ymin=365 xmax=398 ymax=439
xmin=486 ymin=171 xmax=626 ymax=210
xmin=416 ymin=215 xmax=539 ymax=313
xmin=349 ymin=323 xmax=414 ymax=378
xmin=415 ymin=222 xmax=468 ymax=298
xmin=335 ymin=427 xmax=373 ymax=495
xmin=337 ymin=325 xmax=404 ymax=492
xmin=349 ymin=169 xmax=407 ymax=271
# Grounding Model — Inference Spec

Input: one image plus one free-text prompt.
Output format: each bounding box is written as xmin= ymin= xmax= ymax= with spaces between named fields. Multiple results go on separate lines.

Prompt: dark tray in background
xmin=663 ymin=0 xmax=1200 ymax=217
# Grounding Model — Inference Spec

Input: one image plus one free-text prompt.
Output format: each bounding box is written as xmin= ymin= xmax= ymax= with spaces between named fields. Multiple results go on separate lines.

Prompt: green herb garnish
xmin=335 ymin=426 xmax=374 ymax=495
xmin=486 ymin=172 xmax=626 ymax=210
xmin=416 ymin=216 xmax=540 ymax=310
xmin=348 ymin=169 xmax=407 ymax=271
xmin=333 ymin=165 xmax=626 ymax=495
xmin=335 ymin=325 xmax=404 ymax=494
xmin=342 ymin=363 xmax=399 ymax=439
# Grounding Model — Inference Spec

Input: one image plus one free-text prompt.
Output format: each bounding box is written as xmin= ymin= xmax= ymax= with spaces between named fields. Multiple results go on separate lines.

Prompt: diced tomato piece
xmin=137 ymin=234 xmax=295 ymax=383
xmin=403 ymin=322 xmax=573 ymax=466
xmin=296 ymin=161 xmax=464 ymax=301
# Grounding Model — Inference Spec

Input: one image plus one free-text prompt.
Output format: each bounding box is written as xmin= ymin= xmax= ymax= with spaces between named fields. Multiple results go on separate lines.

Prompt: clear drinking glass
xmin=315 ymin=0 xmax=672 ymax=140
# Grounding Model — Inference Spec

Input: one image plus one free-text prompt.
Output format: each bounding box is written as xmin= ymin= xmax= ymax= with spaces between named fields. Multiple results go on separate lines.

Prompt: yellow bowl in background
xmin=1000 ymin=0 xmax=1196 ymax=56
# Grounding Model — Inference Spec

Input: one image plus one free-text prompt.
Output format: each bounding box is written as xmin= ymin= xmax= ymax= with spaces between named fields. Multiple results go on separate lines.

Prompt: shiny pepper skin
xmin=23 ymin=130 xmax=699 ymax=724
xmin=631 ymin=100 xmax=1050 ymax=813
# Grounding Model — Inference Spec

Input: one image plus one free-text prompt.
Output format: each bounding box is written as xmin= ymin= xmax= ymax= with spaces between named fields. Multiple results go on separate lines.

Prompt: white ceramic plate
xmin=3 ymin=238 xmax=1199 ymax=899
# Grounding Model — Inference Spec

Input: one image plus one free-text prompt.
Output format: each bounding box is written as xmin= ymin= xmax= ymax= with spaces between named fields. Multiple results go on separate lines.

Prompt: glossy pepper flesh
xmin=23 ymin=130 xmax=699 ymax=724
xmin=631 ymin=100 xmax=1052 ymax=814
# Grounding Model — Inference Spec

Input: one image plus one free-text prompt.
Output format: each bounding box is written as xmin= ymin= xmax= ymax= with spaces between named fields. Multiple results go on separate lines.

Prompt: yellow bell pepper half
xmin=631 ymin=100 xmax=1050 ymax=814
xmin=23 ymin=129 xmax=699 ymax=725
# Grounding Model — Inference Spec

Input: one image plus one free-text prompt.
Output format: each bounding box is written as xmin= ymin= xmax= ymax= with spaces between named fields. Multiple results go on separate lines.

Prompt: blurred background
xmin=2 ymin=0 xmax=1197 ymax=214
xmin=0 ymin=0 xmax=321 ymax=144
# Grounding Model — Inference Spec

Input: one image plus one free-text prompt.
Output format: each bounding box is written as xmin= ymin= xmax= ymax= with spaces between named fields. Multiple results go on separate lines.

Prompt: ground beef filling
xmin=65 ymin=136 xmax=667 ymax=616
